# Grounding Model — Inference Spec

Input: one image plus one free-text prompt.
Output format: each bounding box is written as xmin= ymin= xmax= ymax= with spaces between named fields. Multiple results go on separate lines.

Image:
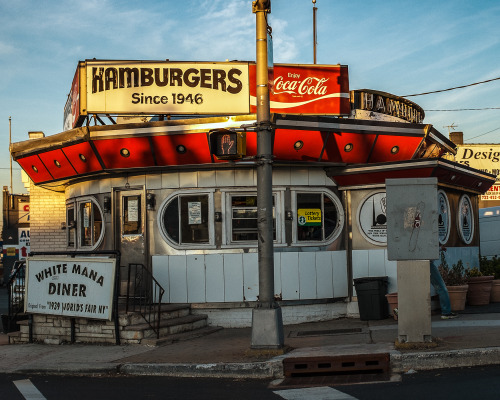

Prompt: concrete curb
xmin=391 ymin=347 xmax=500 ymax=373
xmin=119 ymin=359 xmax=284 ymax=379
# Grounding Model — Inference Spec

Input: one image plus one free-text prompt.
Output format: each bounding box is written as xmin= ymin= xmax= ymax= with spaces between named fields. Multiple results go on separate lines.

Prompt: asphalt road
xmin=2 ymin=366 xmax=500 ymax=400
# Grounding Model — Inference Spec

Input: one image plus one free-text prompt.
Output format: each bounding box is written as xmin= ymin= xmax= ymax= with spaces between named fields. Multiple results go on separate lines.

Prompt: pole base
xmin=251 ymin=307 xmax=284 ymax=349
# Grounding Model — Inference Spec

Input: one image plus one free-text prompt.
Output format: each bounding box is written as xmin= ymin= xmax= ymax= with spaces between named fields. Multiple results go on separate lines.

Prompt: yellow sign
xmin=297 ymin=209 xmax=322 ymax=226
xmin=6 ymin=247 xmax=17 ymax=257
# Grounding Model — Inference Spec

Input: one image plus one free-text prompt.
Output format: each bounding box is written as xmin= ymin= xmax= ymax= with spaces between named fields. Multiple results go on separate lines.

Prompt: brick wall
xmin=29 ymin=183 xmax=67 ymax=252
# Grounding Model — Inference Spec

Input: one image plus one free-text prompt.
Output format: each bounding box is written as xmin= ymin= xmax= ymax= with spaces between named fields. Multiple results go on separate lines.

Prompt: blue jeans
xmin=430 ymin=260 xmax=451 ymax=315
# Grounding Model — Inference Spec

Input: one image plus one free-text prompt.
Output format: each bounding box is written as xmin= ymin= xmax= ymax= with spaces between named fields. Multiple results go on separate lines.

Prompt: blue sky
xmin=1 ymin=0 xmax=500 ymax=194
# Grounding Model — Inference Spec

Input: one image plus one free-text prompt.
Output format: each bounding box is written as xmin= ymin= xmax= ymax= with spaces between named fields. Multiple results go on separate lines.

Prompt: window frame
xmin=291 ymin=188 xmax=344 ymax=246
xmin=221 ymin=189 xmax=285 ymax=248
xmin=66 ymin=196 xmax=105 ymax=250
xmin=157 ymin=189 xmax=216 ymax=249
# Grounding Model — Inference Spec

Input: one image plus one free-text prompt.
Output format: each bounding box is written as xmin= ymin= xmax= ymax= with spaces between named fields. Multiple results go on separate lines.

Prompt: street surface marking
xmin=274 ymin=386 xmax=357 ymax=400
xmin=13 ymin=379 xmax=47 ymax=400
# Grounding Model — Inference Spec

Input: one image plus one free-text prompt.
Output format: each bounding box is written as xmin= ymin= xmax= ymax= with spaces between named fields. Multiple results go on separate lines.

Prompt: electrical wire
xmin=465 ymin=126 xmax=500 ymax=142
xmin=426 ymin=107 xmax=500 ymax=111
xmin=402 ymin=76 xmax=500 ymax=97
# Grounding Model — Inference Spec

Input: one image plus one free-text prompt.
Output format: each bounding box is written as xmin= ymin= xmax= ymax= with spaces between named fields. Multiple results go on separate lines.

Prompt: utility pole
xmin=313 ymin=0 xmax=318 ymax=64
xmin=251 ymin=0 xmax=284 ymax=349
xmin=9 ymin=116 xmax=13 ymax=194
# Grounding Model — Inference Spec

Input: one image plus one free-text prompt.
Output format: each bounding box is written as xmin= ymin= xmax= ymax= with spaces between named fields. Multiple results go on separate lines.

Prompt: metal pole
xmin=9 ymin=116 xmax=12 ymax=194
xmin=251 ymin=0 xmax=283 ymax=349
xmin=313 ymin=0 xmax=317 ymax=64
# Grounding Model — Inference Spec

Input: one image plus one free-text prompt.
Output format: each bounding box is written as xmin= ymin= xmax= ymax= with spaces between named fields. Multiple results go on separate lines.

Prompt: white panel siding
xmin=316 ymin=252 xmax=334 ymax=299
xmin=186 ymin=255 xmax=206 ymax=303
xmin=197 ymin=170 xmax=216 ymax=188
xmin=152 ymin=250 xmax=348 ymax=303
xmin=205 ymin=254 xmax=225 ymax=302
xmin=224 ymin=253 xmax=244 ymax=302
xmin=215 ymin=170 xmax=235 ymax=186
xmin=179 ymin=171 xmax=198 ymax=188
xmin=298 ymin=252 xmax=317 ymax=299
xmin=332 ymin=251 xmax=348 ymax=297
xmin=169 ymin=256 xmax=188 ymax=302
xmin=281 ymin=252 xmax=300 ymax=300
xmin=152 ymin=255 xmax=169 ymax=302
xmin=162 ymin=172 xmax=180 ymax=188
xmin=274 ymin=252 xmax=282 ymax=297
xmin=234 ymin=169 xmax=255 ymax=187
xmin=368 ymin=249 xmax=386 ymax=277
xmin=290 ymin=169 xmax=310 ymax=185
xmin=352 ymin=250 xmax=369 ymax=280
xmin=243 ymin=253 xmax=259 ymax=301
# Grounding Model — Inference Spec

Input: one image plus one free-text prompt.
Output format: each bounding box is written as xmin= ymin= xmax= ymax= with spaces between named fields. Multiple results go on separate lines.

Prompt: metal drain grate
xmin=292 ymin=328 xmax=363 ymax=337
xmin=279 ymin=353 xmax=391 ymax=387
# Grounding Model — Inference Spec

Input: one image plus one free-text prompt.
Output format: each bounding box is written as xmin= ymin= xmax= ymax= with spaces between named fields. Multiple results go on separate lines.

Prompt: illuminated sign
xmin=297 ymin=209 xmax=322 ymax=226
xmin=84 ymin=61 xmax=250 ymax=116
xmin=64 ymin=61 xmax=350 ymax=129
xmin=210 ymin=129 xmax=246 ymax=160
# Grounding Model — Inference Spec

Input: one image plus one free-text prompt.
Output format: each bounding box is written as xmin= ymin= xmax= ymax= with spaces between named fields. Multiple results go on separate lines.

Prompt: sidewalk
xmin=1 ymin=303 xmax=500 ymax=378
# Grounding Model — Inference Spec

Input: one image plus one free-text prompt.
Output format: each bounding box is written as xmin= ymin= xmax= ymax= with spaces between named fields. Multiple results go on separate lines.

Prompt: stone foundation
xmin=11 ymin=314 xmax=139 ymax=345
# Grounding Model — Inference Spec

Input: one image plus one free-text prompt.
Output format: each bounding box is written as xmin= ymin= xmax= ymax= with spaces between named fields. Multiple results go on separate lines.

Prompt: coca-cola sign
xmin=249 ymin=64 xmax=350 ymax=115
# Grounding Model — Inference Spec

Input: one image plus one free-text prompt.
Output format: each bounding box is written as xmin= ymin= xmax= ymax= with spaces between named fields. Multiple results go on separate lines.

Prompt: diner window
xmin=66 ymin=197 xmax=103 ymax=249
xmin=226 ymin=193 xmax=278 ymax=243
xmin=79 ymin=200 xmax=103 ymax=248
xmin=160 ymin=193 xmax=212 ymax=246
xmin=67 ymin=204 xmax=76 ymax=248
xmin=294 ymin=190 xmax=343 ymax=243
xmin=122 ymin=195 xmax=142 ymax=235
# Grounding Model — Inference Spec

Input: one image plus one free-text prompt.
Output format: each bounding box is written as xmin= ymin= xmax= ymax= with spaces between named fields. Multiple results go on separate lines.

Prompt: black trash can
xmin=353 ymin=276 xmax=389 ymax=320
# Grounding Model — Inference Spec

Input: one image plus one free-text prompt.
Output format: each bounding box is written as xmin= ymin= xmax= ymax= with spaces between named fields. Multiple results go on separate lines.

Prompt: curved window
xmin=159 ymin=191 xmax=214 ymax=247
xmin=66 ymin=197 xmax=104 ymax=250
xmin=293 ymin=189 xmax=344 ymax=244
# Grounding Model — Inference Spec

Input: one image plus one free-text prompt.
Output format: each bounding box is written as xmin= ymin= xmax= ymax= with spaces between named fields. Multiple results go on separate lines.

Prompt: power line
xmin=465 ymin=126 xmax=500 ymax=142
xmin=426 ymin=107 xmax=500 ymax=111
xmin=402 ymin=76 xmax=500 ymax=97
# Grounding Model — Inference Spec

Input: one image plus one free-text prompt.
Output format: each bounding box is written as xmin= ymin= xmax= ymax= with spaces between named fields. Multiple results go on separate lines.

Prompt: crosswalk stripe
xmin=13 ymin=379 xmax=47 ymax=400
xmin=273 ymin=386 xmax=357 ymax=400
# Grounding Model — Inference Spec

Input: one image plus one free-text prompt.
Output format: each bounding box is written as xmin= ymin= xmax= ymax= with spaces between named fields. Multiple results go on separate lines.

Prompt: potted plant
xmin=439 ymin=255 xmax=468 ymax=311
xmin=480 ymin=256 xmax=500 ymax=302
xmin=466 ymin=266 xmax=494 ymax=306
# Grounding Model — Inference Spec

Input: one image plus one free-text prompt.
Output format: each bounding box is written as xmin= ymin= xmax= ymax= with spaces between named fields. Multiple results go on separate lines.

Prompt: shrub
xmin=438 ymin=252 xmax=467 ymax=286
xmin=480 ymin=256 xmax=500 ymax=279
xmin=466 ymin=267 xmax=483 ymax=279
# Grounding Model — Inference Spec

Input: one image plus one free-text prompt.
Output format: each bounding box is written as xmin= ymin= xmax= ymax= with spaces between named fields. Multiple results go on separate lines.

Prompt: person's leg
xmin=430 ymin=262 xmax=452 ymax=315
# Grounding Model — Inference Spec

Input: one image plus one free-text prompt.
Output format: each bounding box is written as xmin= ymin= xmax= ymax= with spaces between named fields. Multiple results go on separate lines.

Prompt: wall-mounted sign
xmin=250 ymin=64 xmax=350 ymax=116
xmin=454 ymin=145 xmax=500 ymax=201
xmin=65 ymin=61 xmax=350 ymax=129
xmin=350 ymin=89 xmax=424 ymax=123
xmin=297 ymin=208 xmax=322 ymax=226
xmin=458 ymin=194 xmax=474 ymax=244
xmin=25 ymin=257 xmax=116 ymax=320
xmin=188 ymin=202 xmax=202 ymax=225
xmin=18 ymin=228 xmax=30 ymax=260
xmin=17 ymin=201 xmax=30 ymax=224
xmin=65 ymin=60 xmax=250 ymax=126
xmin=437 ymin=190 xmax=450 ymax=244
xmin=358 ymin=191 xmax=387 ymax=245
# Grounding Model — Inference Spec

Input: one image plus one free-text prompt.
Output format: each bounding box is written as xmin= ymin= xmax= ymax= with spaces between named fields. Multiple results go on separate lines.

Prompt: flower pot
xmin=385 ymin=292 xmax=398 ymax=320
xmin=447 ymin=285 xmax=468 ymax=311
xmin=467 ymin=276 xmax=494 ymax=306
xmin=490 ymin=279 xmax=500 ymax=303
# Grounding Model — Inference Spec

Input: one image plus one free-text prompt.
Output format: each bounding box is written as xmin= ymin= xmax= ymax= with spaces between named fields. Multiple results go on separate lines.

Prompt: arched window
xmin=66 ymin=197 xmax=104 ymax=250
xmin=158 ymin=191 xmax=215 ymax=248
xmin=292 ymin=189 xmax=344 ymax=244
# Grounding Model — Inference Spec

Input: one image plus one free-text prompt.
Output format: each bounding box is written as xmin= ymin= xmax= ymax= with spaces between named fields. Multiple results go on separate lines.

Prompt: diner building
xmin=9 ymin=61 xmax=495 ymax=343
